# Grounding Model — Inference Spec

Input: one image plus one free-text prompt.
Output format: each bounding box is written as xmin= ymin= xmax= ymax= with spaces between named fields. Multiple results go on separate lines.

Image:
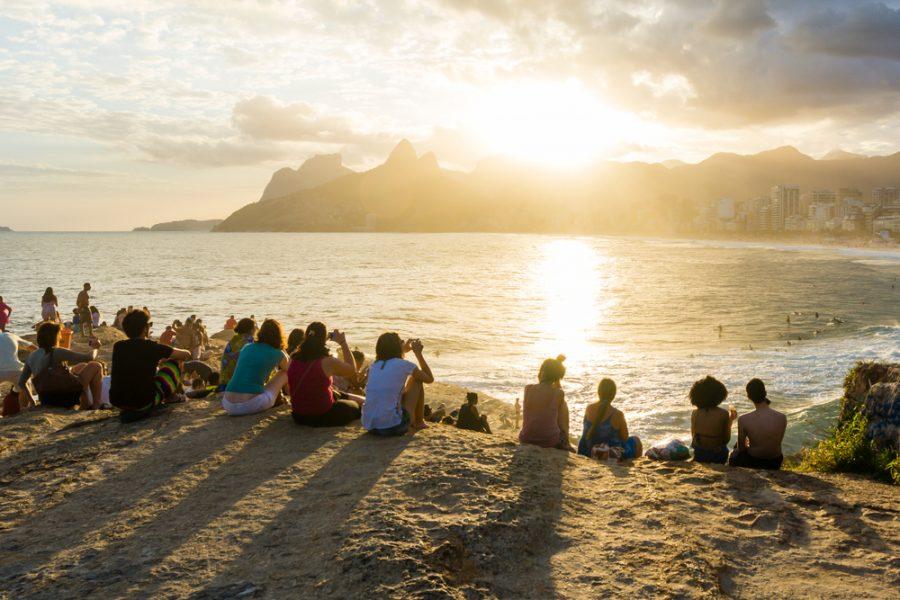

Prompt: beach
xmin=1 ymin=328 xmax=898 ymax=598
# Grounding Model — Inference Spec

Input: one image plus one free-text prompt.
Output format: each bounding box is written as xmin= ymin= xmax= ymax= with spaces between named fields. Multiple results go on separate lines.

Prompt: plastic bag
xmin=645 ymin=438 xmax=691 ymax=461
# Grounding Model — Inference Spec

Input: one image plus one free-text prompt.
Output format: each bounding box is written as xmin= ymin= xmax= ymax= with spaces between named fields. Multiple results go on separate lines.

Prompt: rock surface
xmin=1 ymin=394 xmax=898 ymax=598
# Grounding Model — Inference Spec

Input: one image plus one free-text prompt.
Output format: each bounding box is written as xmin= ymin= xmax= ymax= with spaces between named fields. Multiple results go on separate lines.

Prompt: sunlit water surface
xmin=1 ymin=232 xmax=898 ymax=453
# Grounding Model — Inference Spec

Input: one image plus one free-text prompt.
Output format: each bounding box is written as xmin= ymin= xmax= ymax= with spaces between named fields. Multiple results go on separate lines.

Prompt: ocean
xmin=2 ymin=232 xmax=898 ymax=452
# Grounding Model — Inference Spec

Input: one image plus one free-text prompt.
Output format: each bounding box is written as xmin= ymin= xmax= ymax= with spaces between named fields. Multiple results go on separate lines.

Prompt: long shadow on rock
xmin=185 ymin=431 xmax=413 ymax=599
xmin=0 ymin=410 xmax=275 ymax=588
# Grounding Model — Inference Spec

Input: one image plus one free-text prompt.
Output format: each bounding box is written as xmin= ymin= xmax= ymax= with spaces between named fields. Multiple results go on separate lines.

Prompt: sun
xmin=468 ymin=79 xmax=634 ymax=167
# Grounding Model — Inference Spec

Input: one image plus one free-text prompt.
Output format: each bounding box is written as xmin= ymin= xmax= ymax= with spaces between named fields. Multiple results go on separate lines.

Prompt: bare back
xmin=737 ymin=406 xmax=787 ymax=459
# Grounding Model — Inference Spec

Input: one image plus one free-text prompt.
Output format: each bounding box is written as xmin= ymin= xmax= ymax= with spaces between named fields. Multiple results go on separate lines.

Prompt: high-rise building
xmin=811 ymin=189 xmax=836 ymax=204
xmin=873 ymin=187 xmax=899 ymax=209
xmin=837 ymin=187 xmax=864 ymax=214
xmin=770 ymin=185 xmax=800 ymax=230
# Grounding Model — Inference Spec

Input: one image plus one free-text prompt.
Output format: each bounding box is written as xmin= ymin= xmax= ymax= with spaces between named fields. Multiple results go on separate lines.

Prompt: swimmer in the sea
xmin=786 ymin=315 xmax=791 ymax=325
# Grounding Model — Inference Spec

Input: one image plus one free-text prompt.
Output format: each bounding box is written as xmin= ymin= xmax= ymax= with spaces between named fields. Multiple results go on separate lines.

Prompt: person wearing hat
xmin=728 ymin=379 xmax=787 ymax=470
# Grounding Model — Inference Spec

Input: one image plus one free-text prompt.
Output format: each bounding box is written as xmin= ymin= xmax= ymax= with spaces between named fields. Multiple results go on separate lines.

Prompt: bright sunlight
xmin=468 ymin=79 xmax=638 ymax=167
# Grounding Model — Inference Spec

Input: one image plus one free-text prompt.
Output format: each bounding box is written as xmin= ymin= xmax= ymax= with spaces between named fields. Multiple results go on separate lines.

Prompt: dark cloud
xmin=703 ymin=0 xmax=776 ymax=39
xmin=437 ymin=0 xmax=900 ymax=127
xmin=792 ymin=1 xmax=900 ymax=60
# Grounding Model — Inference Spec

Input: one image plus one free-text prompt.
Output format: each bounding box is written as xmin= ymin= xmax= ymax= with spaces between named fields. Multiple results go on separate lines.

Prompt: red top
xmin=288 ymin=358 xmax=334 ymax=416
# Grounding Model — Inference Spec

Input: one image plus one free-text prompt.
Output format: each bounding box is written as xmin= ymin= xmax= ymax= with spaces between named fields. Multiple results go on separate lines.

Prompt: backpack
xmin=32 ymin=349 xmax=83 ymax=396
xmin=2 ymin=388 xmax=19 ymax=417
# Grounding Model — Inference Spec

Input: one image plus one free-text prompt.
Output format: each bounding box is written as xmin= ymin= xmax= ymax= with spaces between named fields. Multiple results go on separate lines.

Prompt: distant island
xmin=215 ymin=142 xmax=900 ymax=242
xmin=0 ymin=226 xmax=12 ymax=232
xmin=134 ymin=219 xmax=223 ymax=232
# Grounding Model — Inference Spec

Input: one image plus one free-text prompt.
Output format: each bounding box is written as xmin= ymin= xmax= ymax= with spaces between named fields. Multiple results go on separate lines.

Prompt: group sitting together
xmin=3 ymin=307 xmax=786 ymax=468
xmin=517 ymin=355 xmax=787 ymax=470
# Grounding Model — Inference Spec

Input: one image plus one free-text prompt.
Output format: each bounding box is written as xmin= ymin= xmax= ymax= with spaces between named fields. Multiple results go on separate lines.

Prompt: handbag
xmin=32 ymin=348 xmax=83 ymax=396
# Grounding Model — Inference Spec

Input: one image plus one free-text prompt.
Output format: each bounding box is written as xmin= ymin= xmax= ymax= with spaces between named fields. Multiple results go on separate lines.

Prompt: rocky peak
xmin=386 ymin=139 xmax=418 ymax=165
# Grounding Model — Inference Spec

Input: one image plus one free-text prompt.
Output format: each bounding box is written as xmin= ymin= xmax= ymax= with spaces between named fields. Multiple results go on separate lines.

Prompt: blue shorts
xmin=692 ymin=445 xmax=728 ymax=464
xmin=369 ymin=409 xmax=410 ymax=437
xmin=620 ymin=436 xmax=640 ymax=459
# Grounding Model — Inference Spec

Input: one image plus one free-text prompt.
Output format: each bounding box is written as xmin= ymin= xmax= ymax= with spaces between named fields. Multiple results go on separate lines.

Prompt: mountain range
xmin=215 ymin=143 xmax=900 ymax=234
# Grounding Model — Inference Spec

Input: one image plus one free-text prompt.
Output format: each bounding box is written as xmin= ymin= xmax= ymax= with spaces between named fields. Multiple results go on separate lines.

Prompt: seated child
xmin=455 ymin=392 xmax=492 ymax=434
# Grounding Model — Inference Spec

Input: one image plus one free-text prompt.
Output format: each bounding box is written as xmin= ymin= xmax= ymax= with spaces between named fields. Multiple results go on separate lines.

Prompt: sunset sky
xmin=1 ymin=0 xmax=899 ymax=230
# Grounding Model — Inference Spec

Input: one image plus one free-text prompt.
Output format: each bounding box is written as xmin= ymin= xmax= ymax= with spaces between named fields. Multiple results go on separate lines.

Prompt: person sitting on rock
xmin=110 ymin=309 xmax=192 ymax=423
xmin=455 ymin=392 xmax=492 ymax=434
xmin=728 ymin=379 xmax=787 ymax=470
xmin=362 ymin=333 xmax=434 ymax=436
xmin=518 ymin=355 xmax=573 ymax=451
xmin=288 ymin=322 xmax=362 ymax=427
xmin=577 ymin=378 xmax=642 ymax=460
xmin=689 ymin=375 xmax=736 ymax=464
xmin=221 ymin=319 xmax=290 ymax=417
xmin=220 ymin=318 xmax=257 ymax=387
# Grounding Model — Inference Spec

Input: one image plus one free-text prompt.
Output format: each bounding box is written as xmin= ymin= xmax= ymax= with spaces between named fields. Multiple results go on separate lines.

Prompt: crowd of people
xmin=0 ymin=291 xmax=788 ymax=470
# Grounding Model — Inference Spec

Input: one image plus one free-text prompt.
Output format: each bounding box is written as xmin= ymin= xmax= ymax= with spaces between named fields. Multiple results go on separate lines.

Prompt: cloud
xmin=702 ymin=0 xmax=776 ymax=39
xmin=0 ymin=160 xmax=117 ymax=178
xmin=792 ymin=1 xmax=900 ymax=60
xmin=232 ymin=96 xmax=361 ymax=143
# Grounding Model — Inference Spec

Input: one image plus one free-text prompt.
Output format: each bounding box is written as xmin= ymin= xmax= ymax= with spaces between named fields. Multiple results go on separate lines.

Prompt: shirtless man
xmin=729 ymin=378 xmax=787 ymax=470
xmin=76 ymin=283 xmax=93 ymax=338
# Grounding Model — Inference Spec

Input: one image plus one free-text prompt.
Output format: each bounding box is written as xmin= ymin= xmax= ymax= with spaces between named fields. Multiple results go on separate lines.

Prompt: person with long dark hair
xmin=519 ymin=355 xmax=572 ymax=450
xmin=361 ymin=332 xmax=434 ymax=435
xmin=577 ymin=378 xmax=642 ymax=459
xmin=41 ymin=287 xmax=59 ymax=322
xmin=18 ymin=321 xmax=104 ymax=409
xmin=689 ymin=375 xmax=735 ymax=464
xmin=288 ymin=322 xmax=362 ymax=427
xmin=222 ymin=318 xmax=289 ymax=416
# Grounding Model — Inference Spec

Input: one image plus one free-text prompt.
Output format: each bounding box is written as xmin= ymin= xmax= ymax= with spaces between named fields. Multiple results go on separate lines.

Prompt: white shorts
xmin=222 ymin=390 xmax=276 ymax=416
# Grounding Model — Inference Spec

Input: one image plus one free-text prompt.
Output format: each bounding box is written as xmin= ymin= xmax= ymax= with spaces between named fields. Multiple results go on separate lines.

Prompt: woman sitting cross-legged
xmin=577 ymin=378 xmax=643 ymax=460
xmin=519 ymin=355 xmax=574 ymax=451
xmin=19 ymin=321 xmax=105 ymax=410
xmin=362 ymin=333 xmax=434 ymax=436
xmin=221 ymin=319 xmax=290 ymax=416
xmin=289 ymin=322 xmax=363 ymax=427
xmin=689 ymin=375 xmax=736 ymax=464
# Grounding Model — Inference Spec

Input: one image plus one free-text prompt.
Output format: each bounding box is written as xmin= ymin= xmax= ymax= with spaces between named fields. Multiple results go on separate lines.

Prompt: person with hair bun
xmin=729 ymin=378 xmax=787 ymax=470
xmin=219 ymin=318 xmax=257 ymax=387
xmin=577 ymin=378 xmax=643 ymax=459
xmin=689 ymin=375 xmax=736 ymax=464
xmin=518 ymin=355 xmax=573 ymax=451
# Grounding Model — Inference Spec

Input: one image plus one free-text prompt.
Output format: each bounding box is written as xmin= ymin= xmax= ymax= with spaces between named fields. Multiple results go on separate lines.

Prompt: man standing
xmin=729 ymin=379 xmax=787 ymax=470
xmin=76 ymin=283 xmax=93 ymax=338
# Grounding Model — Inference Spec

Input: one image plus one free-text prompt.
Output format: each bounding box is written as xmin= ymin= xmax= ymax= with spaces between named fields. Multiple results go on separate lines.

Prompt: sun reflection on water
xmin=532 ymin=239 xmax=613 ymax=365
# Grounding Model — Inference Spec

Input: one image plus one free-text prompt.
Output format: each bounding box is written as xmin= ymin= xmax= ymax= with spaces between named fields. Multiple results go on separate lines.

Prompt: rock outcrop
xmin=259 ymin=154 xmax=353 ymax=201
